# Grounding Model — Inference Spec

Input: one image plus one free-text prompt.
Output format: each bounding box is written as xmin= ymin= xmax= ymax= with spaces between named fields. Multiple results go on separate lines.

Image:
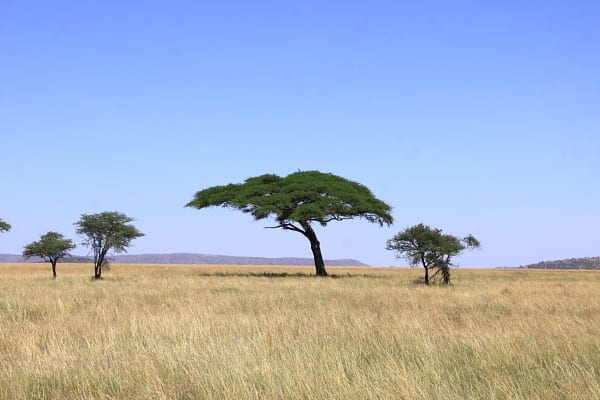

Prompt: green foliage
xmin=74 ymin=211 xmax=144 ymax=279
xmin=462 ymin=234 xmax=480 ymax=249
xmin=186 ymin=171 xmax=393 ymax=276
xmin=386 ymin=224 xmax=480 ymax=284
xmin=22 ymin=232 xmax=76 ymax=277
xmin=187 ymin=171 xmax=393 ymax=227
xmin=0 ymin=218 xmax=11 ymax=233
xmin=23 ymin=232 xmax=75 ymax=261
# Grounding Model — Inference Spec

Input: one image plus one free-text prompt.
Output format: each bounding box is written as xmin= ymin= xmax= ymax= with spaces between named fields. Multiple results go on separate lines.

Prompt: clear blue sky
xmin=1 ymin=1 xmax=598 ymax=267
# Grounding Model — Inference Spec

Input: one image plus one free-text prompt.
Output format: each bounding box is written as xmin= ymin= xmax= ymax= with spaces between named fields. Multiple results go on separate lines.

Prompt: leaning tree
xmin=186 ymin=170 xmax=393 ymax=276
xmin=0 ymin=218 xmax=10 ymax=233
xmin=23 ymin=231 xmax=76 ymax=278
xmin=386 ymin=223 xmax=480 ymax=285
xmin=74 ymin=211 xmax=144 ymax=279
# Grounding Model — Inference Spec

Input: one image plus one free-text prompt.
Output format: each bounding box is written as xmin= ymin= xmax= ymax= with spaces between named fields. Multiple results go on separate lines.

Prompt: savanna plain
xmin=1 ymin=263 xmax=599 ymax=400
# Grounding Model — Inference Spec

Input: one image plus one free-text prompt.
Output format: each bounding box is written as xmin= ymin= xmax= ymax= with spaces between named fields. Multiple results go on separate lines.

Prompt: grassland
xmin=1 ymin=263 xmax=599 ymax=399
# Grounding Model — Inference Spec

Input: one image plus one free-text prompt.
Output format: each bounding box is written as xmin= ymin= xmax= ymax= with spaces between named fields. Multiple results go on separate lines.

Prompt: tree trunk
xmin=95 ymin=262 xmax=102 ymax=279
xmin=94 ymin=250 xmax=107 ymax=279
xmin=94 ymin=257 xmax=103 ymax=279
xmin=441 ymin=264 xmax=450 ymax=284
xmin=420 ymin=256 xmax=430 ymax=285
xmin=442 ymin=256 xmax=451 ymax=284
xmin=51 ymin=260 xmax=57 ymax=278
xmin=311 ymin=241 xmax=328 ymax=277
xmin=301 ymin=223 xmax=328 ymax=277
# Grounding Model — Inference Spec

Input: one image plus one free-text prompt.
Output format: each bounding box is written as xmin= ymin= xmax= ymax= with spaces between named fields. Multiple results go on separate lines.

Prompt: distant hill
xmin=0 ymin=254 xmax=26 ymax=262
xmin=0 ymin=253 xmax=367 ymax=266
xmin=521 ymin=256 xmax=600 ymax=270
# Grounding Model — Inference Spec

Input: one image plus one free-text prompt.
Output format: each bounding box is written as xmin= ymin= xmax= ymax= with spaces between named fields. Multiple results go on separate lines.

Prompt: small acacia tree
xmin=186 ymin=171 xmax=393 ymax=276
xmin=74 ymin=211 xmax=144 ymax=279
xmin=386 ymin=223 xmax=480 ymax=285
xmin=0 ymin=218 xmax=10 ymax=233
xmin=23 ymin=231 xmax=76 ymax=278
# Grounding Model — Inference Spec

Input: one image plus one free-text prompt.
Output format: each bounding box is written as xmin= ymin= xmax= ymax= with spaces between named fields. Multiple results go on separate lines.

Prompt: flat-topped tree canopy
xmin=186 ymin=170 xmax=393 ymax=276
xmin=23 ymin=231 xmax=76 ymax=278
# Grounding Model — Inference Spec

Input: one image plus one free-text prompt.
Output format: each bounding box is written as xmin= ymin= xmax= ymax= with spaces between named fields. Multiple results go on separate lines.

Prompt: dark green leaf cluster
xmin=0 ymin=218 xmax=10 ymax=233
xmin=74 ymin=211 xmax=144 ymax=254
xmin=186 ymin=170 xmax=393 ymax=228
xmin=22 ymin=231 xmax=75 ymax=262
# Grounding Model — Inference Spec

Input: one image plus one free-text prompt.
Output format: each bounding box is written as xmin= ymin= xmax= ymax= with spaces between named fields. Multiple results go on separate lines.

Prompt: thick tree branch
xmin=266 ymin=222 xmax=307 ymax=237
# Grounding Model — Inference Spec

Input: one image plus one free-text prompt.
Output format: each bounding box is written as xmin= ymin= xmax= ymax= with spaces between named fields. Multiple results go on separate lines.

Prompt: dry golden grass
xmin=1 ymin=263 xmax=599 ymax=399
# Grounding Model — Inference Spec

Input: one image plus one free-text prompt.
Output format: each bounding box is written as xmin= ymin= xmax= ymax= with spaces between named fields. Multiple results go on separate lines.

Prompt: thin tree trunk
xmin=421 ymin=256 xmax=430 ymax=285
xmin=441 ymin=264 xmax=450 ymax=284
xmin=94 ymin=250 xmax=107 ymax=279
xmin=442 ymin=256 xmax=451 ymax=284
xmin=51 ymin=260 xmax=57 ymax=278
xmin=95 ymin=257 xmax=103 ymax=279
xmin=302 ymin=223 xmax=328 ymax=277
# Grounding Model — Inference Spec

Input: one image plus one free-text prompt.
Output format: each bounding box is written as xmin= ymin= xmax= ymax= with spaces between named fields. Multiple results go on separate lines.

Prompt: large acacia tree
xmin=75 ymin=211 xmax=144 ymax=279
xmin=23 ymin=231 xmax=76 ymax=278
xmin=0 ymin=218 xmax=10 ymax=233
xmin=186 ymin=171 xmax=393 ymax=276
xmin=386 ymin=223 xmax=480 ymax=285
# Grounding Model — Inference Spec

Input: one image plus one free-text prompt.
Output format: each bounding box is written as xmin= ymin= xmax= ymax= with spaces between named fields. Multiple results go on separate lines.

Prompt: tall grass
xmin=1 ymin=263 xmax=599 ymax=399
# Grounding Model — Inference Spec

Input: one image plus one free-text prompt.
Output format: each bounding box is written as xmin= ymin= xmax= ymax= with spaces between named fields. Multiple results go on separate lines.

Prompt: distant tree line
xmin=522 ymin=257 xmax=600 ymax=270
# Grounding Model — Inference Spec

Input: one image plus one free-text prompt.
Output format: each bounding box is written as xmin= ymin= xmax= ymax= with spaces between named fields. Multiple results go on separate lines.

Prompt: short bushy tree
xmin=23 ymin=231 xmax=76 ymax=278
xmin=386 ymin=223 xmax=480 ymax=285
xmin=186 ymin=171 xmax=393 ymax=276
xmin=75 ymin=211 xmax=144 ymax=279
